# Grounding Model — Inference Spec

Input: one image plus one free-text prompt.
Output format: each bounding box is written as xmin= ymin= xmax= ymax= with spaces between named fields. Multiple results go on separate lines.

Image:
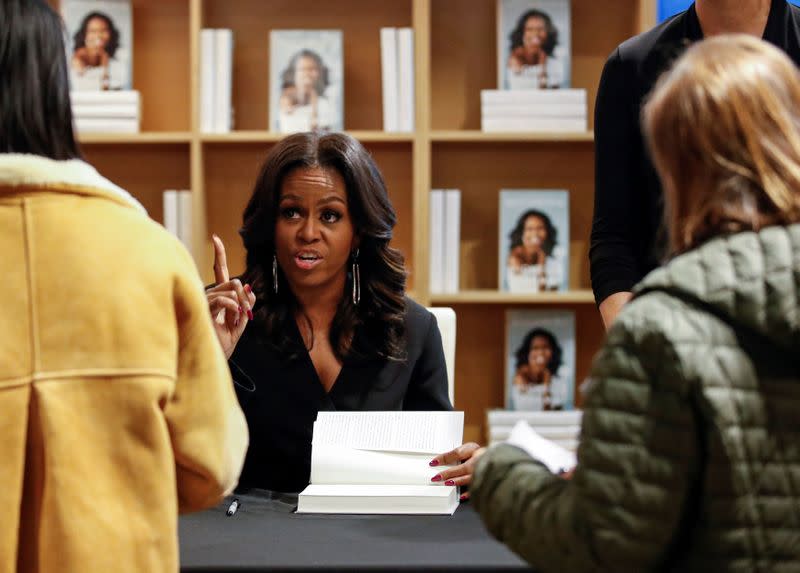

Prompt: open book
xmin=297 ymin=411 xmax=464 ymax=515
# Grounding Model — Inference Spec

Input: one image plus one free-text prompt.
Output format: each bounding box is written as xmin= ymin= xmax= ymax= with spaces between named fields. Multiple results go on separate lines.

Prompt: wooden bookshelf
xmin=61 ymin=0 xmax=657 ymax=444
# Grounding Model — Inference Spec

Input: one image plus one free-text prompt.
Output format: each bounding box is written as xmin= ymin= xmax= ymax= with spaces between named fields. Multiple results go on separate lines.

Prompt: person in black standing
xmin=590 ymin=0 xmax=800 ymax=327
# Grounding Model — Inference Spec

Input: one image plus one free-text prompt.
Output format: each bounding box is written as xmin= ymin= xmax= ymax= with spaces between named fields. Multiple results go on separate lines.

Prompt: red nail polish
xmin=444 ymin=480 xmax=455 ymax=486
xmin=238 ymin=306 xmax=243 ymax=313
xmin=247 ymin=309 xmax=254 ymax=320
xmin=244 ymin=284 xmax=251 ymax=293
xmin=429 ymin=460 xmax=439 ymax=467
xmin=431 ymin=474 xmax=442 ymax=482
xmin=460 ymin=494 xmax=468 ymax=502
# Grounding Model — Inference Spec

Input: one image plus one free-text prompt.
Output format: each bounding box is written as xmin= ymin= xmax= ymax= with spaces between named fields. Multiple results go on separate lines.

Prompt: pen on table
xmin=226 ymin=498 xmax=240 ymax=517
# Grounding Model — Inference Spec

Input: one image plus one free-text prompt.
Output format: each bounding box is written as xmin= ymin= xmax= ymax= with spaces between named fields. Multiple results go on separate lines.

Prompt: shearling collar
xmin=0 ymin=153 xmax=147 ymax=214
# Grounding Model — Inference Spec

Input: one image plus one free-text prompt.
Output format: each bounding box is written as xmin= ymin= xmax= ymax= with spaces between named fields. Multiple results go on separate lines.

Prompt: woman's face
xmin=85 ymin=17 xmax=111 ymax=53
xmin=522 ymin=215 xmax=548 ymax=252
xmin=522 ymin=16 xmax=548 ymax=54
xmin=274 ymin=166 xmax=356 ymax=297
xmin=294 ymin=56 xmax=321 ymax=92
xmin=527 ymin=335 xmax=553 ymax=372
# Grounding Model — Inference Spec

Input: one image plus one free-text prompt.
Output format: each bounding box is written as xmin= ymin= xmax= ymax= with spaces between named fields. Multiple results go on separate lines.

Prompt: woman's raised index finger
xmin=212 ymin=234 xmax=229 ymax=285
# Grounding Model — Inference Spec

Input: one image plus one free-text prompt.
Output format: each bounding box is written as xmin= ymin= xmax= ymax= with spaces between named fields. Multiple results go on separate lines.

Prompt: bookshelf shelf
xmin=200 ymin=131 xmax=415 ymax=144
xmin=430 ymin=131 xmax=594 ymax=143
xmin=430 ymin=290 xmax=596 ymax=305
xmin=78 ymin=132 xmax=192 ymax=145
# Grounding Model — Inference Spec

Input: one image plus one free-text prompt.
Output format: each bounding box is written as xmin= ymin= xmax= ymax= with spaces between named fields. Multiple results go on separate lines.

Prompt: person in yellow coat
xmin=0 ymin=1 xmax=249 ymax=572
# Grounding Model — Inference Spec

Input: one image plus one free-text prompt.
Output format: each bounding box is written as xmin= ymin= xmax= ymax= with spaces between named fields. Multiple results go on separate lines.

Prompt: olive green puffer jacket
xmin=472 ymin=225 xmax=800 ymax=572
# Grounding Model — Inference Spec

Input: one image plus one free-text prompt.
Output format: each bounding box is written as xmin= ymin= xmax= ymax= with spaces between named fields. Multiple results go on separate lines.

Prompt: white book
xmin=482 ymin=117 xmax=587 ymax=132
xmin=74 ymin=117 xmax=139 ymax=133
xmin=214 ymin=29 xmax=233 ymax=133
xmin=397 ymin=28 xmax=415 ymax=132
xmin=162 ymin=190 xmax=178 ymax=237
xmin=481 ymin=103 xmax=586 ymax=118
xmin=487 ymin=409 xmax=582 ymax=427
xmin=429 ymin=190 xmax=445 ymax=293
xmin=380 ymin=28 xmax=399 ymax=132
xmin=297 ymin=411 xmax=464 ymax=515
xmin=70 ymin=90 xmax=140 ymax=105
xmin=481 ymin=89 xmax=587 ymax=106
xmin=504 ymin=420 xmax=576 ymax=475
xmin=71 ymin=103 xmax=139 ymax=119
xmin=200 ymin=29 xmax=217 ymax=133
xmin=177 ymin=190 xmax=193 ymax=251
xmin=444 ymin=189 xmax=461 ymax=293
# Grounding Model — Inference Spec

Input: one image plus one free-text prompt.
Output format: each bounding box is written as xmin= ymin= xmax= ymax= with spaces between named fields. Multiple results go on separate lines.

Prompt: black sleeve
xmin=589 ymin=47 xmax=644 ymax=305
xmin=403 ymin=311 xmax=453 ymax=411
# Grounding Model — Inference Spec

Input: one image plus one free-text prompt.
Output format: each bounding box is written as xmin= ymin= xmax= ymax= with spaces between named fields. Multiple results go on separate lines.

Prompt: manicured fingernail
xmin=444 ymin=480 xmax=455 ymax=486
xmin=247 ymin=309 xmax=254 ymax=320
xmin=429 ymin=460 xmax=439 ymax=467
xmin=238 ymin=306 xmax=243 ymax=313
xmin=430 ymin=474 xmax=442 ymax=482
xmin=460 ymin=494 xmax=468 ymax=502
xmin=244 ymin=284 xmax=251 ymax=293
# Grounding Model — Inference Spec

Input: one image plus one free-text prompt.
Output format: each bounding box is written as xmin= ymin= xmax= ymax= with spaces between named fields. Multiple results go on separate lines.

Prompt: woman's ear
xmin=351 ymin=234 xmax=361 ymax=251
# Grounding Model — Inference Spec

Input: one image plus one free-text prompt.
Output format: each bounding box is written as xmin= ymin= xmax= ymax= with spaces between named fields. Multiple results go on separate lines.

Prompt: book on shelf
xmin=499 ymin=190 xmax=569 ymax=293
xmin=481 ymin=89 xmax=586 ymax=105
xmin=162 ymin=190 xmax=193 ymax=250
xmin=497 ymin=0 xmax=571 ymax=90
xmin=269 ymin=30 xmax=344 ymax=134
xmin=200 ymin=29 xmax=234 ymax=133
xmin=482 ymin=117 xmax=586 ymax=132
xmin=380 ymin=27 xmax=415 ymax=132
xmin=62 ymin=0 xmax=133 ymax=92
xmin=505 ymin=309 xmax=576 ymax=411
xmin=297 ymin=411 xmax=464 ymax=515
xmin=429 ymin=189 xmax=461 ymax=294
xmin=70 ymin=90 xmax=140 ymax=133
xmin=73 ymin=117 xmax=139 ymax=133
xmin=486 ymin=409 xmax=582 ymax=448
xmin=481 ymin=88 xmax=587 ymax=132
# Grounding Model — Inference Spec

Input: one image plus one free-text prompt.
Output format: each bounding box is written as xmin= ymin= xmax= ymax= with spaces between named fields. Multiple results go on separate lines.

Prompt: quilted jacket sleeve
xmin=471 ymin=304 xmax=700 ymax=572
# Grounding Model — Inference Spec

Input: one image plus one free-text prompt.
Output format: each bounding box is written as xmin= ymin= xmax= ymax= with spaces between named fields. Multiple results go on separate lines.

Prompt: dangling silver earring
xmin=351 ymin=248 xmax=361 ymax=306
xmin=272 ymin=254 xmax=279 ymax=294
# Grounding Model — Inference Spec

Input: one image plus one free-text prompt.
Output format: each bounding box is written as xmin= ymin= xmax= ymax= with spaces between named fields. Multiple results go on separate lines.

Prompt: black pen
xmin=226 ymin=498 xmax=240 ymax=517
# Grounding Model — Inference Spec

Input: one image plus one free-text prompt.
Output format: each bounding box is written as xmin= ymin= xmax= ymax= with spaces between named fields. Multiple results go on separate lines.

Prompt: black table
xmin=179 ymin=491 xmax=532 ymax=571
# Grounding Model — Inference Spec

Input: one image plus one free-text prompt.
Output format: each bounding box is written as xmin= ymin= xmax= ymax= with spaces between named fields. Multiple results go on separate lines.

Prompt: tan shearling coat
xmin=0 ymin=154 xmax=248 ymax=573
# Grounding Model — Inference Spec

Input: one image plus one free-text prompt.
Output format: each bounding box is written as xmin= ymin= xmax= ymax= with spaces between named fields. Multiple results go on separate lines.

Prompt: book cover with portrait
xmin=505 ymin=309 xmax=575 ymax=411
xmin=499 ymin=190 xmax=569 ymax=293
xmin=497 ymin=0 xmax=571 ymax=89
xmin=269 ymin=30 xmax=344 ymax=134
xmin=62 ymin=0 xmax=133 ymax=91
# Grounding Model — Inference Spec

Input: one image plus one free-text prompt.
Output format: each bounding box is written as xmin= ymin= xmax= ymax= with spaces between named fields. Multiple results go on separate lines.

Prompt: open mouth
xmin=295 ymin=252 xmax=322 ymax=270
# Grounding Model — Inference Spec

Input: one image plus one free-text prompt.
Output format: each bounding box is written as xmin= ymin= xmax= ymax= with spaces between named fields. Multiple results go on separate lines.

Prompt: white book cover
xmin=397 ymin=28 xmax=415 ymax=132
xmin=380 ymin=28 xmax=400 ymax=132
xmin=297 ymin=485 xmax=458 ymax=515
xmin=269 ymin=30 xmax=344 ymax=133
xmin=481 ymin=102 xmax=586 ymax=117
xmin=200 ymin=29 xmax=217 ymax=133
xmin=505 ymin=309 xmax=575 ymax=411
xmin=214 ymin=29 xmax=233 ymax=133
xmin=74 ymin=117 xmax=139 ymax=133
xmin=444 ymin=190 xmax=461 ymax=293
xmin=162 ymin=190 xmax=178 ymax=237
xmin=481 ymin=88 xmax=586 ymax=105
xmin=70 ymin=90 xmax=139 ymax=105
xmin=429 ymin=190 xmax=445 ymax=294
xmin=62 ymin=0 xmax=133 ymax=91
xmin=499 ymin=190 xmax=569 ymax=292
xmin=177 ymin=190 xmax=193 ymax=251
xmin=482 ymin=117 xmax=586 ymax=132
xmin=71 ymin=103 xmax=138 ymax=118
xmin=497 ymin=0 xmax=571 ymax=90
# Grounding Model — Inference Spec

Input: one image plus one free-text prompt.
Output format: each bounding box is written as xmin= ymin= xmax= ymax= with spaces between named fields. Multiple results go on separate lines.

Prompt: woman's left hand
xmin=428 ymin=442 xmax=487 ymax=500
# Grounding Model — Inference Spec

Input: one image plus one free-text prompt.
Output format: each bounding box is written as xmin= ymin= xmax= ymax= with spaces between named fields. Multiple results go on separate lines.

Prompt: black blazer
xmin=229 ymin=297 xmax=452 ymax=493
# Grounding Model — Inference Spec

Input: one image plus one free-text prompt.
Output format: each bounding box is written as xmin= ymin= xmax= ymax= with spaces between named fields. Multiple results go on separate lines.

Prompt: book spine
xmin=200 ymin=29 xmax=217 ymax=133
xmin=71 ymin=104 xmax=139 ymax=119
xmin=481 ymin=117 xmax=587 ymax=132
xmin=162 ymin=190 xmax=178 ymax=237
xmin=70 ymin=90 xmax=140 ymax=105
xmin=481 ymin=89 xmax=587 ymax=106
xmin=444 ymin=189 xmax=461 ymax=293
xmin=380 ymin=28 xmax=399 ymax=132
xmin=429 ymin=190 xmax=445 ymax=293
xmin=397 ymin=28 xmax=415 ymax=132
xmin=481 ymin=103 xmax=586 ymax=118
xmin=74 ymin=117 xmax=140 ymax=133
xmin=177 ymin=190 xmax=193 ymax=252
xmin=214 ymin=29 xmax=233 ymax=133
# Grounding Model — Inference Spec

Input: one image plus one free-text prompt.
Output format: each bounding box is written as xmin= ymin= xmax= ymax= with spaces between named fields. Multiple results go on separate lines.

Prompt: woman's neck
xmin=696 ymin=0 xmax=771 ymax=37
xmin=292 ymin=276 xmax=346 ymax=328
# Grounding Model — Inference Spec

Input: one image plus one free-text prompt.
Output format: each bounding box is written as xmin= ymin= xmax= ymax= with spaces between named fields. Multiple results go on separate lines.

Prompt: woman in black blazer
xmin=206 ymin=132 xmax=479 ymax=493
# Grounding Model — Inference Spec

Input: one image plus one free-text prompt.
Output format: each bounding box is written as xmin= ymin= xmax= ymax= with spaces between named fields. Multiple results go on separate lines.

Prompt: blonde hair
xmin=643 ymin=34 xmax=800 ymax=254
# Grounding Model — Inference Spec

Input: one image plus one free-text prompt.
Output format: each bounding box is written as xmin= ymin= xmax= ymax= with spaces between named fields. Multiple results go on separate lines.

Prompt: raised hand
xmin=205 ymin=234 xmax=256 ymax=359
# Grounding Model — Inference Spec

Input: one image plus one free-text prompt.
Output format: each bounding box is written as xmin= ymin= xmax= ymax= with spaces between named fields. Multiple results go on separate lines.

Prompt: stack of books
xmin=380 ymin=27 xmax=415 ymax=132
xmin=429 ymin=189 xmax=461 ymax=294
xmin=200 ymin=28 xmax=234 ymax=133
xmin=480 ymin=89 xmax=587 ymax=132
xmin=71 ymin=91 xmax=140 ymax=134
xmin=486 ymin=410 xmax=582 ymax=450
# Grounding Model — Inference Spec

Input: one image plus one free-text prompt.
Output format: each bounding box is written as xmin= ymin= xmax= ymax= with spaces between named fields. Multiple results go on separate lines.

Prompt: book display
xmin=56 ymin=0 xmax=657 ymax=444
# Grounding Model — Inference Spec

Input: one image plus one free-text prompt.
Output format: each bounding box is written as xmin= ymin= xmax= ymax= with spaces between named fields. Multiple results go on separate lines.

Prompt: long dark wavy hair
xmin=515 ymin=328 xmax=562 ymax=376
xmin=0 ymin=0 xmax=80 ymax=159
xmin=281 ymin=49 xmax=329 ymax=94
xmin=73 ymin=12 xmax=121 ymax=59
xmin=239 ymin=132 xmax=407 ymax=362
xmin=508 ymin=209 xmax=557 ymax=257
xmin=509 ymin=9 xmax=559 ymax=57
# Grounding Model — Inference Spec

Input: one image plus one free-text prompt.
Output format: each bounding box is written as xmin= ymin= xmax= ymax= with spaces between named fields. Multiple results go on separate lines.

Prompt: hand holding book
xmin=427 ymin=442 xmax=486 ymax=501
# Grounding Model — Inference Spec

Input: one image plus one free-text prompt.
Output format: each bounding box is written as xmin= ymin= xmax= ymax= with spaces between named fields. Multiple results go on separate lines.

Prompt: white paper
xmin=506 ymin=420 xmax=576 ymax=474
xmin=312 ymin=411 xmax=463 ymax=454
